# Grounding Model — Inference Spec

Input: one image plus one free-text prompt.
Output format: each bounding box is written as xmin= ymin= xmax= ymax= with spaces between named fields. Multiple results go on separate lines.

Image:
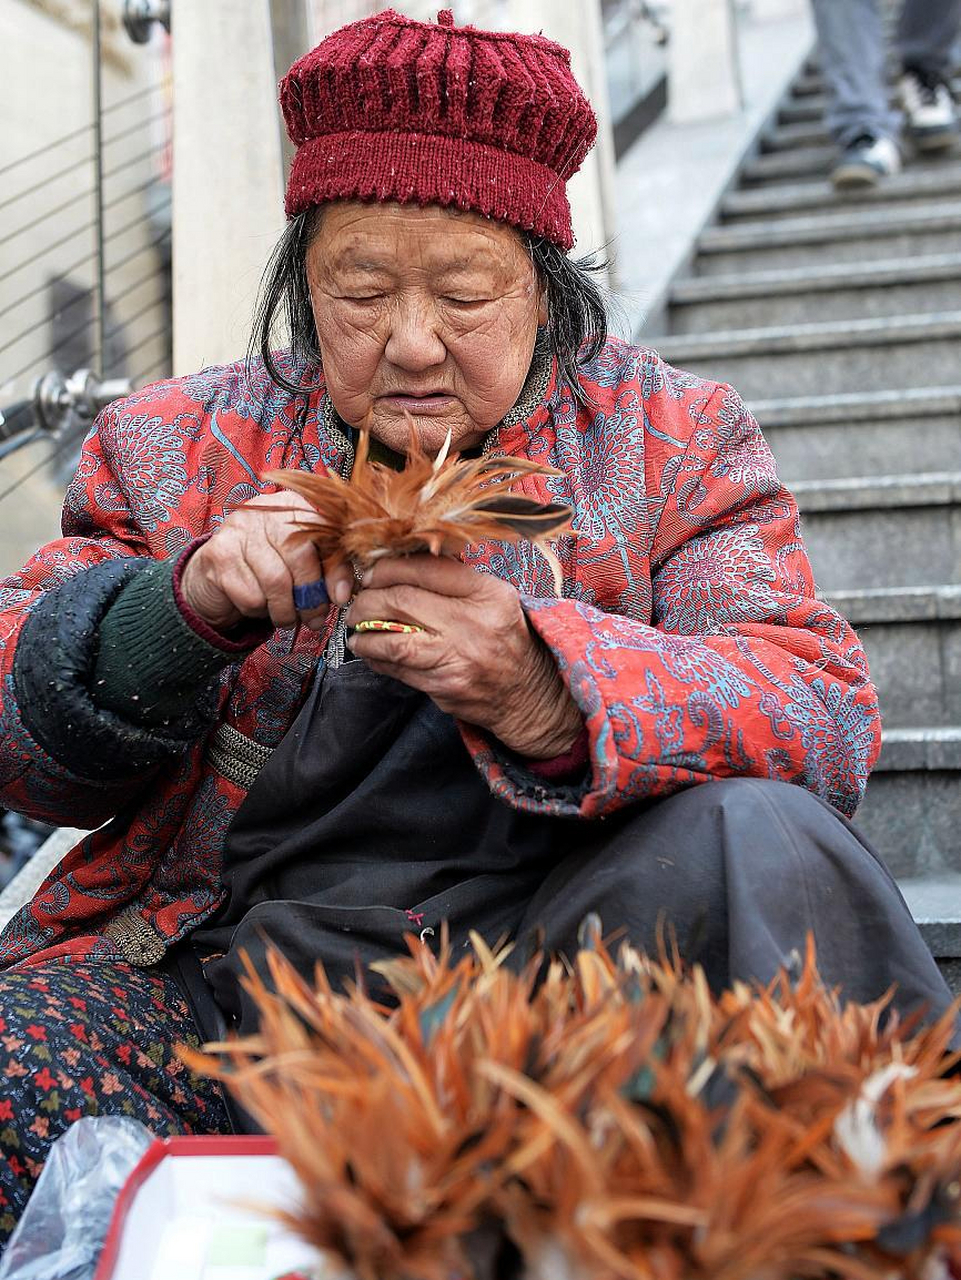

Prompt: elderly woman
xmin=0 ymin=6 xmax=953 ymax=1242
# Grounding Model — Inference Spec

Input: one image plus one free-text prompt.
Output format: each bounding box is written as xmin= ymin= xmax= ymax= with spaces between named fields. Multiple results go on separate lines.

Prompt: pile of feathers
xmin=184 ymin=927 xmax=961 ymax=1280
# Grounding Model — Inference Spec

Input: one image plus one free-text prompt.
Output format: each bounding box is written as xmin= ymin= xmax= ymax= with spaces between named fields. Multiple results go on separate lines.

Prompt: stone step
xmin=897 ymin=876 xmax=961 ymax=970
xmin=826 ymin=583 xmax=961 ymax=626
xmin=754 ymin=386 xmax=961 ymax=429
xmin=653 ymin=311 xmax=961 ymax=399
xmin=788 ymin=472 xmax=961 ymax=591
xmin=760 ymin=104 xmax=946 ymax=153
xmin=790 ymin=71 xmax=825 ymax=98
xmin=762 ymin=119 xmax=832 ymax=152
xmin=856 ymin=727 xmax=961 ymax=881
xmin=744 ymin=144 xmax=961 ymax=186
xmin=777 ymin=93 xmax=842 ymax=127
xmin=748 ymin=386 xmax=961 ymax=482
xmin=776 ymin=93 xmax=845 ymax=127
xmin=674 ymin=255 xmax=961 ymax=304
xmin=823 ymin=586 xmax=961 ymax=727
xmin=721 ymin=165 xmax=961 ymax=221
xmin=862 ymin=611 xmax=961 ymax=726
xmin=794 ymin=41 xmax=921 ymax=91
xmin=742 ymin=145 xmax=845 ymax=184
xmin=694 ymin=202 xmax=961 ymax=274
xmin=668 ymin=253 xmax=961 ymax=331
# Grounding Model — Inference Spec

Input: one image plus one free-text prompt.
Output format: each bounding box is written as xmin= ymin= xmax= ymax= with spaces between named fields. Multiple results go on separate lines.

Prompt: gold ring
xmin=352 ymin=619 xmax=425 ymax=634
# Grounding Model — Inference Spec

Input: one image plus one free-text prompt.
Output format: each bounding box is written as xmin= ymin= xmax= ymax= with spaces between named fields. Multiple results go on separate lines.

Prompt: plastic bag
xmin=0 ymin=1116 xmax=153 ymax=1280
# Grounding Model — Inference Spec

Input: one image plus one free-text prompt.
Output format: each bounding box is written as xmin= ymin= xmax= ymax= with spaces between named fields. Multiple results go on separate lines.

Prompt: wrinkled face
xmin=306 ymin=201 xmax=547 ymax=454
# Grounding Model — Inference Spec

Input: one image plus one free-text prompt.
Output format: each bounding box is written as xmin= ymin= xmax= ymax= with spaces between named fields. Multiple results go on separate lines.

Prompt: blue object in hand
xmin=292 ymin=579 xmax=329 ymax=611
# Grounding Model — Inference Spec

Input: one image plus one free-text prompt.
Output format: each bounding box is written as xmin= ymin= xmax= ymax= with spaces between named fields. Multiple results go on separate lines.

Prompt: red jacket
xmin=0 ymin=341 xmax=880 ymax=969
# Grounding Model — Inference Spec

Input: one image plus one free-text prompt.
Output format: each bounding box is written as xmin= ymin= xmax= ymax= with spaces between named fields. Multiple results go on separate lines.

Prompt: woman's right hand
xmin=179 ymin=492 xmax=353 ymax=632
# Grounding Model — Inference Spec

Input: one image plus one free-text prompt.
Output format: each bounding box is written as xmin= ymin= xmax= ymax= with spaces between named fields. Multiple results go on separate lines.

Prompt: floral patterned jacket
xmin=0 ymin=339 xmax=880 ymax=970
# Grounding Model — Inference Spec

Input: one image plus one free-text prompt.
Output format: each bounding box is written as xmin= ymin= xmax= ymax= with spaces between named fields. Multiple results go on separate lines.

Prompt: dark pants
xmin=519 ymin=778 xmax=957 ymax=1027
xmin=0 ymin=778 xmax=954 ymax=1251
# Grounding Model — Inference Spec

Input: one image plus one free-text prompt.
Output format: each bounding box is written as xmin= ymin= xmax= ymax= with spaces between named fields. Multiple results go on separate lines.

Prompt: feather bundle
xmin=183 ymin=934 xmax=961 ymax=1280
xmin=264 ymin=418 xmax=572 ymax=586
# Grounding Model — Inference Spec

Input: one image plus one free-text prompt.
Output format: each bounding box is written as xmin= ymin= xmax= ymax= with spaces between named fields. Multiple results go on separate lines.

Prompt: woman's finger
xmin=347 ymin=626 xmax=437 ymax=674
xmin=265 ymin=523 xmax=323 ymax=576
xmin=213 ymin=555 xmax=271 ymax=621
xmin=346 ymin=583 xmax=440 ymax=632
xmin=241 ymin=539 xmax=299 ymax=628
xmin=322 ymin=554 xmax=356 ymax=609
xmin=262 ymin=524 xmax=330 ymax=626
xmin=361 ymin=554 xmax=478 ymax=596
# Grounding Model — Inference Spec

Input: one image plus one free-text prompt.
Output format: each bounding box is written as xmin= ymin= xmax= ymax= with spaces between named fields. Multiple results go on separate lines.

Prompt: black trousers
xmin=192 ymin=663 xmax=958 ymax=1040
xmin=188 ymin=775 xmax=959 ymax=1047
xmin=518 ymin=777 xmax=957 ymax=1036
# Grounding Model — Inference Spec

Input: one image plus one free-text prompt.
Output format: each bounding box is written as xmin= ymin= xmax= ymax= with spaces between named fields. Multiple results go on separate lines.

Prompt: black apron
xmin=174 ymin=663 xmax=960 ymax=1062
xmin=189 ymin=657 xmax=580 ymax=1037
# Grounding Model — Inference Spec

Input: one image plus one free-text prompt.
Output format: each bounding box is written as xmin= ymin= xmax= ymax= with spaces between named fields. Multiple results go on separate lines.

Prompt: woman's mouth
xmin=379 ymin=392 xmax=456 ymax=415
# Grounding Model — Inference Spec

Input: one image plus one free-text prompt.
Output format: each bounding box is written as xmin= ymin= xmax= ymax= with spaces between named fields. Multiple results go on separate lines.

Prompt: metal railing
xmin=0 ymin=369 xmax=130 ymax=480
xmin=0 ymin=1 xmax=171 ymax=501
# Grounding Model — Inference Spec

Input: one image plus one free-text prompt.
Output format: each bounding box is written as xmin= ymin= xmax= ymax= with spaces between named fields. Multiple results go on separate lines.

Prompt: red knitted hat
xmin=280 ymin=8 xmax=597 ymax=250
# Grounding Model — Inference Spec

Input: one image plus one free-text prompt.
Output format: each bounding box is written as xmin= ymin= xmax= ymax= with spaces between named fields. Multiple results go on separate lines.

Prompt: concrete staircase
xmin=644 ymin=56 xmax=961 ymax=993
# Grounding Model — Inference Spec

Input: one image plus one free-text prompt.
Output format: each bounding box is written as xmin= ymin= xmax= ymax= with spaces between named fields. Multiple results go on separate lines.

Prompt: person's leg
xmin=897 ymin=0 xmax=961 ymax=80
xmin=810 ymin=0 xmax=901 ymax=146
xmin=896 ymin=0 xmax=961 ymax=149
xmin=0 ymin=960 xmax=230 ymax=1248
xmin=517 ymin=778 xmax=958 ymax=1042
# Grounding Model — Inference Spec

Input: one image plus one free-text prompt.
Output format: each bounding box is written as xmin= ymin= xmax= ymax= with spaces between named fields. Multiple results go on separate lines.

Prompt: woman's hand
xmin=346 ymin=555 xmax=584 ymax=759
xmin=180 ymin=493 xmax=354 ymax=631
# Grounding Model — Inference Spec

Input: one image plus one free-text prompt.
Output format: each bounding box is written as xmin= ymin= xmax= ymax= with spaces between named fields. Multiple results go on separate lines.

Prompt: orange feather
xmin=264 ymin=416 xmax=573 ymax=590
xmin=182 ymin=934 xmax=961 ymax=1280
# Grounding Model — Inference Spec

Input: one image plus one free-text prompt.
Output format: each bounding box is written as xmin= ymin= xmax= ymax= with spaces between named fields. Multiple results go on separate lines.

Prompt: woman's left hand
xmin=345 ymin=555 xmax=584 ymax=760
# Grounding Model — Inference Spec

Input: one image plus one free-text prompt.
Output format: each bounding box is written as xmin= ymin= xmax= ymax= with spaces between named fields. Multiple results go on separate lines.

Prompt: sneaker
xmin=899 ymin=66 xmax=958 ymax=151
xmin=831 ymin=133 xmax=901 ymax=189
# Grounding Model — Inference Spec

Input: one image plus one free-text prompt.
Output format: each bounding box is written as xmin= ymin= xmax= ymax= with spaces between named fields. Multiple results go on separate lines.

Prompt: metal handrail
xmin=0 ymin=369 xmax=131 ymax=462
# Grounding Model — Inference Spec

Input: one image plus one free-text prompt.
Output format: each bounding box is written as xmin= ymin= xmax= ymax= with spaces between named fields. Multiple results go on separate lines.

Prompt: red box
xmin=95 ymin=1135 xmax=326 ymax=1280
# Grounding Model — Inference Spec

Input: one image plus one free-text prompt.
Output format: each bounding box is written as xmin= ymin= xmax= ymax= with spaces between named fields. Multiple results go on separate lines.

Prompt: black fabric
xmin=189 ymin=662 xmax=959 ymax=1054
xmin=93 ymin=553 xmax=260 ymax=728
xmin=13 ymin=558 xmax=220 ymax=782
xmin=192 ymin=660 xmax=580 ymax=1032
xmin=514 ymin=777 xmax=959 ymax=1044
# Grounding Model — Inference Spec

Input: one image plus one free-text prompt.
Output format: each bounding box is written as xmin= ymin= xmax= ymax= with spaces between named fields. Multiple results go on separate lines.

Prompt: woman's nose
xmin=383 ymin=295 xmax=446 ymax=371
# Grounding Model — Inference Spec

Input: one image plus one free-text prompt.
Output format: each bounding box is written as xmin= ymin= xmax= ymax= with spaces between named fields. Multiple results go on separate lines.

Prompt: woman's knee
xmin=665 ymin=777 xmax=863 ymax=871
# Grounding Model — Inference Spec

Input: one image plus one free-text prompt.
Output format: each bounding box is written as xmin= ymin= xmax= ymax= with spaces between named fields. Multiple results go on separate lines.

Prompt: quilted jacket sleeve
xmin=463 ymin=381 xmax=881 ymax=821
xmin=0 ymin=397 xmax=211 ymax=828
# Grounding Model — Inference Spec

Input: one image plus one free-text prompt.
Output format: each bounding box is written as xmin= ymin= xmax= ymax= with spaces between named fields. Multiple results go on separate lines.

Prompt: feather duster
xmin=264 ymin=417 xmax=573 ymax=590
xmin=182 ymin=933 xmax=961 ymax=1280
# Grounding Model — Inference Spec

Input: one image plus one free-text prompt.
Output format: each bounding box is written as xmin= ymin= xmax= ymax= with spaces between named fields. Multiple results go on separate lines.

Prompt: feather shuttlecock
xmin=264 ymin=418 xmax=572 ymax=586
xmin=183 ymin=933 xmax=961 ymax=1280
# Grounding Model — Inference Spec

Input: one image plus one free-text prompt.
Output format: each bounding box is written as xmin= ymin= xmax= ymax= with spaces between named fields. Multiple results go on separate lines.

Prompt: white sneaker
xmin=899 ymin=67 xmax=958 ymax=151
xmin=831 ymin=133 xmax=901 ymax=190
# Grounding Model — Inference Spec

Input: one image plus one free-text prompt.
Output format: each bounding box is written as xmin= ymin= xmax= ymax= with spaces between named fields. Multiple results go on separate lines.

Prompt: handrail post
xmin=171 ymin=0 xmax=286 ymax=373
xmin=668 ymin=0 xmax=743 ymax=124
xmin=508 ymin=0 xmax=617 ymax=272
